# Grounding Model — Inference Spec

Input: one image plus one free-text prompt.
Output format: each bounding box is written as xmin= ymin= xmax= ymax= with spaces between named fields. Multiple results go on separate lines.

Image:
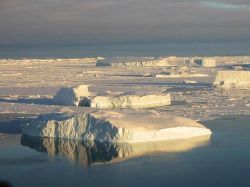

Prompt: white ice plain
xmin=21 ymin=110 xmax=211 ymax=143
xmin=214 ymin=71 xmax=250 ymax=89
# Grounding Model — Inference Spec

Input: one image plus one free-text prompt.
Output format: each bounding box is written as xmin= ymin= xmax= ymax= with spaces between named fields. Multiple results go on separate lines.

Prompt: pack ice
xmin=21 ymin=110 xmax=211 ymax=143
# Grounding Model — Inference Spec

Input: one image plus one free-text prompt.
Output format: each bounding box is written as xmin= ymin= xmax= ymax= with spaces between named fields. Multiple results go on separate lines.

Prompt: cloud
xmin=0 ymin=0 xmax=249 ymax=47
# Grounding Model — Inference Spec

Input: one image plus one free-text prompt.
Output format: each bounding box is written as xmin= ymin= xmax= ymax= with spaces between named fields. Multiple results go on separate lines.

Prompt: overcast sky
xmin=0 ymin=0 xmax=249 ymax=47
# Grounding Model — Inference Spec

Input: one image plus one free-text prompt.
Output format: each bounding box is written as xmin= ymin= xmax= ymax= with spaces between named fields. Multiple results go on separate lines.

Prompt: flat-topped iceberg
xmin=21 ymin=110 xmax=211 ymax=143
xmin=214 ymin=71 xmax=250 ymax=89
xmin=195 ymin=58 xmax=216 ymax=67
xmin=52 ymin=86 xmax=171 ymax=109
xmin=53 ymin=85 xmax=91 ymax=106
xmin=90 ymin=94 xmax=171 ymax=109
xmin=96 ymin=57 xmax=169 ymax=67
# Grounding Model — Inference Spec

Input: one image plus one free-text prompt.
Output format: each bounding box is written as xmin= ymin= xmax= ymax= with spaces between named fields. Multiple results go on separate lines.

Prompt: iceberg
xmin=195 ymin=58 xmax=216 ymax=67
xmin=52 ymin=86 xmax=171 ymax=109
xmin=21 ymin=110 xmax=212 ymax=143
xmin=214 ymin=71 xmax=250 ymax=89
xmin=53 ymin=85 xmax=91 ymax=106
xmin=96 ymin=57 xmax=169 ymax=67
xmin=90 ymin=94 xmax=171 ymax=109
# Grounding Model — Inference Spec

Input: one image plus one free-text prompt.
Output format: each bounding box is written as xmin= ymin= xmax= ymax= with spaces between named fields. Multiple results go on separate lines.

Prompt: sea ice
xmin=155 ymin=72 xmax=208 ymax=78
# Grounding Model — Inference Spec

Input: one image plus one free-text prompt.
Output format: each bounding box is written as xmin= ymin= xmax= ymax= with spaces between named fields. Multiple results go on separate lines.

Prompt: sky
xmin=0 ymin=0 xmax=249 ymax=54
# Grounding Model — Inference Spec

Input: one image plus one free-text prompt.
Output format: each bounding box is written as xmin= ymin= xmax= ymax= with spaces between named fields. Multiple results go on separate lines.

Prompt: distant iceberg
xmin=194 ymin=58 xmax=216 ymax=67
xmin=96 ymin=56 xmax=170 ymax=67
xmin=214 ymin=71 xmax=250 ymax=89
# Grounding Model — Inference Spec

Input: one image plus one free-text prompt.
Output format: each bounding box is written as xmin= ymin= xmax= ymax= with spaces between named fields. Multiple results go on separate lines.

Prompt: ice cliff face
xmin=90 ymin=94 xmax=171 ymax=109
xmin=21 ymin=111 xmax=211 ymax=143
xmin=214 ymin=71 xmax=250 ymax=89
xmin=21 ymin=114 xmax=133 ymax=142
xmin=53 ymin=85 xmax=91 ymax=106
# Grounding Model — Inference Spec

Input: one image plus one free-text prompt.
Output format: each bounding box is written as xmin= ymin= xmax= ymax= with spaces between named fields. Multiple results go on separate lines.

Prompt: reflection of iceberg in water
xmin=21 ymin=135 xmax=211 ymax=166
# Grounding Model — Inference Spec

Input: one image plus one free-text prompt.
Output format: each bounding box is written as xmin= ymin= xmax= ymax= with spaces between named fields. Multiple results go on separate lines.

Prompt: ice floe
xmin=155 ymin=72 xmax=208 ymax=78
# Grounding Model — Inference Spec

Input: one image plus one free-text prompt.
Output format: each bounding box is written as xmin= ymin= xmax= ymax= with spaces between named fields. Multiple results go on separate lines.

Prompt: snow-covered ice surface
xmin=1 ymin=56 xmax=250 ymax=141
xmin=21 ymin=110 xmax=211 ymax=142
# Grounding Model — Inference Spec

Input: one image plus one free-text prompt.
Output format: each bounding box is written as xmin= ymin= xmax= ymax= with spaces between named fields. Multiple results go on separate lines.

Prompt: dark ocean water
xmin=1 ymin=116 xmax=250 ymax=187
xmin=0 ymin=42 xmax=250 ymax=58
